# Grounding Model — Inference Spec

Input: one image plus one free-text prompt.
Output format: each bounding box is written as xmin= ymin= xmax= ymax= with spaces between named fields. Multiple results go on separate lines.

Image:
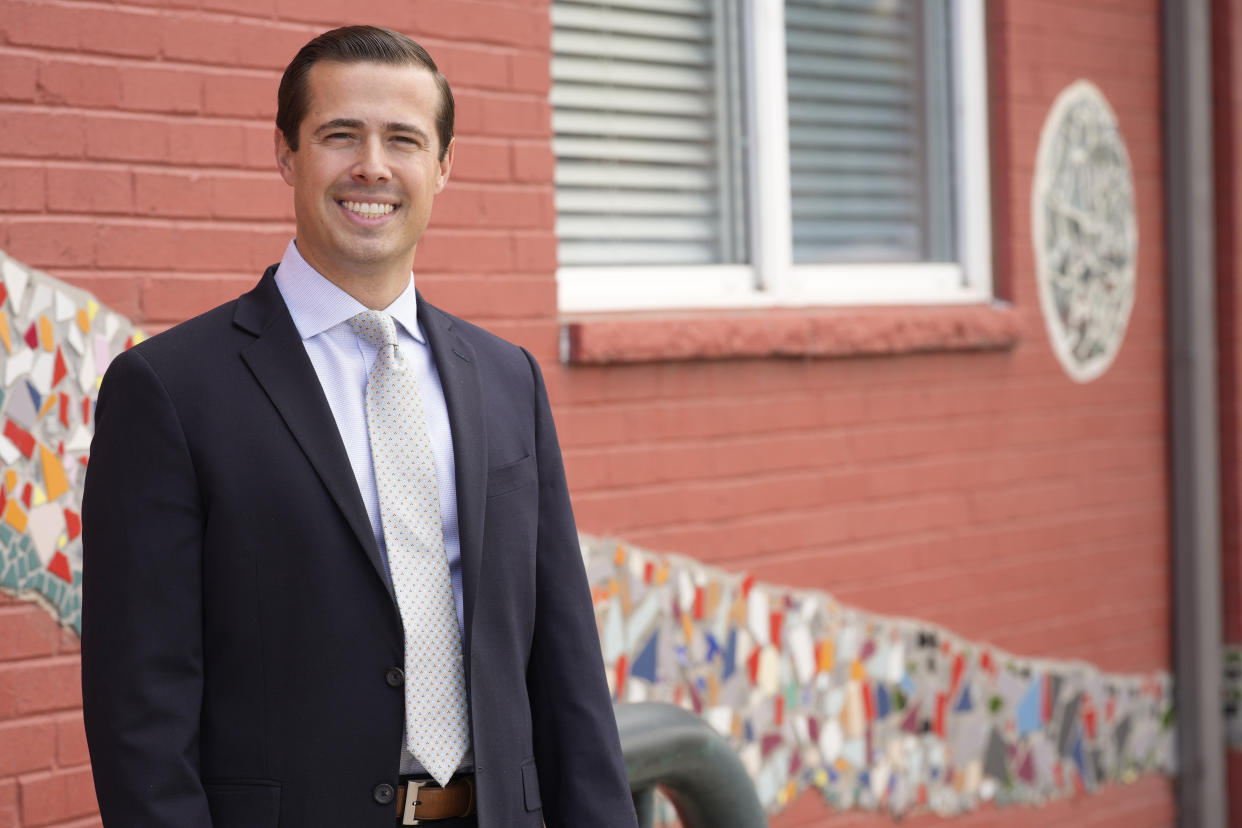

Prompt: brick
xmin=480 ymin=188 xmax=552 ymax=229
xmin=510 ymin=142 xmax=553 ymax=183
xmin=430 ymin=187 xmax=487 ymax=228
xmin=119 ymin=65 xmax=202 ymax=115
xmin=47 ymin=166 xmax=133 ymax=215
xmin=508 ymin=51 xmax=550 ymax=94
xmin=160 ymin=17 xmax=306 ymax=72
xmin=0 ymin=110 xmax=85 ymax=159
xmin=447 ymin=138 xmax=510 ymax=182
xmin=435 ymin=45 xmax=511 ymax=92
xmin=0 ymin=162 xmax=46 ymax=211
xmin=141 ymin=274 xmax=260 ymax=321
xmin=410 ymin=2 xmax=548 ymax=48
xmin=512 ymin=232 xmax=556 ymax=270
xmin=19 ymin=766 xmax=96 ymax=826
xmin=0 ymin=658 xmax=81 ymax=721
xmin=96 ymin=222 xmax=256 ymax=272
xmin=0 ymin=778 xmax=16 ymax=828
xmin=0 ymin=604 xmax=62 ymax=661
xmin=55 ymin=712 xmax=89 ymax=767
xmin=200 ymin=0 xmax=277 ymax=16
xmin=478 ymin=94 xmax=551 ymax=138
xmin=0 ymin=0 xmax=81 ymax=50
xmin=243 ymin=123 xmax=277 ymax=170
xmin=0 ymin=717 xmax=55 ymax=776
xmin=56 ymin=627 xmax=79 ymax=655
xmin=415 ymin=231 xmax=511 ymax=273
xmin=202 ymin=72 xmax=278 ymax=119
xmin=419 ymin=275 xmax=553 ymax=321
xmin=0 ymin=53 xmax=38 ymax=102
xmin=273 ymin=0 xmax=403 ymax=27
xmin=133 ymin=170 xmax=213 ymax=219
xmin=82 ymin=113 xmax=169 ymax=163
xmin=167 ymin=120 xmax=248 ymax=167
xmin=209 ymin=174 xmax=291 ymax=221
xmin=1 ymin=217 xmax=96 ymax=268
xmin=75 ymin=5 xmax=162 ymax=59
xmin=247 ymin=226 xmax=293 ymax=271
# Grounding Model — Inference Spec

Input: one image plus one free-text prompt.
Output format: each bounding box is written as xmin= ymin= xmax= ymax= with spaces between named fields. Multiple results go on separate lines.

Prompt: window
xmin=552 ymin=0 xmax=991 ymax=312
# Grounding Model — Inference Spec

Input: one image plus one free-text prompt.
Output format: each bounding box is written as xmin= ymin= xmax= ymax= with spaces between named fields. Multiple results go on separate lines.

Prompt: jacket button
xmin=385 ymin=667 xmax=404 ymax=687
xmin=373 ymin=783 xmax=395 ymax=805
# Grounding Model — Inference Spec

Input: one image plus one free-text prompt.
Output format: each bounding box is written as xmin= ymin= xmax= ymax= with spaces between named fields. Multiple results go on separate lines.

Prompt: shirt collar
xmin=273 ymin=240 xmax=425 ymax=344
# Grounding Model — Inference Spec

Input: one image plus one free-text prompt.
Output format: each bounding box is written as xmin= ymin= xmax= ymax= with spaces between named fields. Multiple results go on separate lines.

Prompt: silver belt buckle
xmin=401 ymin=780 xmax=426 ymax=826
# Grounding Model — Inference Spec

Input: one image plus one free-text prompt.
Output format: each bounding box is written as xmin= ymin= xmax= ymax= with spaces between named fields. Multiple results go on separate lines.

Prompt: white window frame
xmin=556 ymin=0 xmax=992 ymax=314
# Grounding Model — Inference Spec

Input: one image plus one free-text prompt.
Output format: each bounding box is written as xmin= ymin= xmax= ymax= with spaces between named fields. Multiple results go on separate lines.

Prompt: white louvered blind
xmin=786 ymin=0 xmax=954 ymax=264
xmin=552 ymin=0 xmax=748 ymax=267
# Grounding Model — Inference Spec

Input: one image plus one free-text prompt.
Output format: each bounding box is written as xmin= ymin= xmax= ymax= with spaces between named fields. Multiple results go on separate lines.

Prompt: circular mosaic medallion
xmin=1032 ymin=80 xmax=1138 ymax=382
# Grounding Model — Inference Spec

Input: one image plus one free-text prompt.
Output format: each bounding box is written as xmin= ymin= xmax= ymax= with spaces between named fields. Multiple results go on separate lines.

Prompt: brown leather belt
xmin=395 ymin=775 xmax=476 ymax=824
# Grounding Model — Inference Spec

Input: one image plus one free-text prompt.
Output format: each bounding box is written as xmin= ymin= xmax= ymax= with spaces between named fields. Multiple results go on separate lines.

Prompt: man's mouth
xmin=339 ymin=200 xmax=396 ymax=218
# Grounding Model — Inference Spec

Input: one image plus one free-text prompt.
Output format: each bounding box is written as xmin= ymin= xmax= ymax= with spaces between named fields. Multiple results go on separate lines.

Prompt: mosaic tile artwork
xmin=0 ymin=250 xmax=141 ymax=632
xmin=1032 ymin=79 xmax=1138 ymax=383
xmin=0 ymin=249 xmax=1181 ymax=821
xmin=582 ymin=537 xmax=1176 ymax=818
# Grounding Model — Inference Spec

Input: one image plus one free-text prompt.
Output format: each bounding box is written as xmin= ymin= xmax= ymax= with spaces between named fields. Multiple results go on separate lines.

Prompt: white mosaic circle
xmin=1032 ymin=80 xmax=1138 ymax=383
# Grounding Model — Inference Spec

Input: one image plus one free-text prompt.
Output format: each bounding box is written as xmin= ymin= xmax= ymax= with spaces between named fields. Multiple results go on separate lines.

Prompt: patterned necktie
xmin=348 ymin=310 xmax=468 ymax=787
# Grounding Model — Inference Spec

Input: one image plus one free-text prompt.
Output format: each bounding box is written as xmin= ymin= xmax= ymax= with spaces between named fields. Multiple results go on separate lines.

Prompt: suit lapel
xmin=418 ymin=296 xmax=486 ymax=667
xmin=234 ymin=268 xmax=395 ymax=604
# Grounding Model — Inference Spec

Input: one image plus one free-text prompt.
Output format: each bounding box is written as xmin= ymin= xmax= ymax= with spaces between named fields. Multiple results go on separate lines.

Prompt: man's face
xmin=275 ymin=60 xmax=453 ymax=287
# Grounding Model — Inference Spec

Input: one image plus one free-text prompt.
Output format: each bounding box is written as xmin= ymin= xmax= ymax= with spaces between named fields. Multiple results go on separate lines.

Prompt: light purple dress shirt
xmin=273 ymin=239 xmax=471 ymax=776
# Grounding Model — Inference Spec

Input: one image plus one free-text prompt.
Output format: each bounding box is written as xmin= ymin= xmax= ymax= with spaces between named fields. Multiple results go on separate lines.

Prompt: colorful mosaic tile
xmin=581 ymin=537 xmax=1176 ymax=817
xmin=0 ymin=250 xmax=140 ymax=632
xmin=0 ymin=249 xmax=1186 ymax=819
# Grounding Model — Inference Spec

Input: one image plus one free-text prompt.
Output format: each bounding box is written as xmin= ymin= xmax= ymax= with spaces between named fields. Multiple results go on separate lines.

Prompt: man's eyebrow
xmin=312 ymin=118 xmax=365 ymax=135
xmin=310 ymin=119 xmax=431 ymax=140
xmin=387 ymin=122 xmax=430 ymax=139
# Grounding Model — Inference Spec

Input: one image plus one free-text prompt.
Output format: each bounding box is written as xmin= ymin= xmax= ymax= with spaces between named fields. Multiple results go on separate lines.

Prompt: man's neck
xmin=295 ymin=243 xmax=414 ymax=310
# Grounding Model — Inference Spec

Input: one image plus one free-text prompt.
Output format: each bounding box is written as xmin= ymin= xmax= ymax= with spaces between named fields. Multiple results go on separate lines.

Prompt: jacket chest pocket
xmin=204 ymin=780 xmax=281 ymax=827
xmin=487 ymin=454 xmax=535 ymax=499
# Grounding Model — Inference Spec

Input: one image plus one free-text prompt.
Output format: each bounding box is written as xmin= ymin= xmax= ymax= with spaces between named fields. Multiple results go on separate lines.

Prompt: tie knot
xmin=348 ymin=310 xmax=399 ymax=350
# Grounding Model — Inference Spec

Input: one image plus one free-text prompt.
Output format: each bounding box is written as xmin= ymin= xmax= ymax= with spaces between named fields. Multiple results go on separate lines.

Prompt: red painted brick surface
xmin=0 ymin=1 xmax=1184 ymax=826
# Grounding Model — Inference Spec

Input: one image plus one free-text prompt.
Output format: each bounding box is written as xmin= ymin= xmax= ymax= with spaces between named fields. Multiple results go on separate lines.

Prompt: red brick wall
xmin=0 ymin=0 xmax=1176 ymax=826
xmin=552 ymin=1 xmax=1174 ymax=825
xmin=0 ymin=0 xmax=553 ymax=825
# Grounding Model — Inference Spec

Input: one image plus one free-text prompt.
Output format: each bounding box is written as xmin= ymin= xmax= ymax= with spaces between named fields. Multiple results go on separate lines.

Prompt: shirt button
xmin=373 ymin=783 xmax=395 ymax=805
xmin=385 ymin=667 xmax=404 ymax=687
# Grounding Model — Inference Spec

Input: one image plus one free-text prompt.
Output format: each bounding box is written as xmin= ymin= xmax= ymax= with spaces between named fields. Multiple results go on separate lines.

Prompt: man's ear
xmin=434 ymin=137 xmax=455 ymax=194
xmin=275 ymin=128 xmax=296 ymax=186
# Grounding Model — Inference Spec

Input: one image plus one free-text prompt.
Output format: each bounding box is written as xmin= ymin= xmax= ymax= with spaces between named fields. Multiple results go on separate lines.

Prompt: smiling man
xmin=81 ymin=26 xmax=636 ymax=828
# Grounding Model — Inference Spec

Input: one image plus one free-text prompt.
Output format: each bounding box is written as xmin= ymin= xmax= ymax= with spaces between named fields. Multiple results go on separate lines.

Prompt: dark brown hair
xmin=277 ymin=25 xmax=455 ymax=160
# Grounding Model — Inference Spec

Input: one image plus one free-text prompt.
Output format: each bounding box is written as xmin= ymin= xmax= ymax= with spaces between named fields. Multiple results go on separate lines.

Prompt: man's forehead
xmin=305 ymin=60 xmax=438 ymax=98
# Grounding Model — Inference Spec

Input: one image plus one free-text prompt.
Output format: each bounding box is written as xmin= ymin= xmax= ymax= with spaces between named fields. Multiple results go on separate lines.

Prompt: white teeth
xmin=342 ymin=201 xmax=395 ymax=217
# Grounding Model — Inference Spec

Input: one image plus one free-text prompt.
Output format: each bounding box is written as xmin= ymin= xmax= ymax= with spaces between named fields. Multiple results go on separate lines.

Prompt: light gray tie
xmin=349 ymin=310 xmax=468 ymax=787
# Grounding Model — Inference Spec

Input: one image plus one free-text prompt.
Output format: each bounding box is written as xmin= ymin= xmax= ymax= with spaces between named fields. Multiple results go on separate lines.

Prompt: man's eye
xmin=393 ymin=136 xmax=418 ymax=146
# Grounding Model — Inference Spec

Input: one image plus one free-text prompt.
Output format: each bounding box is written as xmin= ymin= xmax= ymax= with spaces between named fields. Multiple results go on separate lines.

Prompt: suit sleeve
xmin=81 ymin=348 xmax=213 ymax=826
xmin=521 ymin=349 xmax=638 ymax=828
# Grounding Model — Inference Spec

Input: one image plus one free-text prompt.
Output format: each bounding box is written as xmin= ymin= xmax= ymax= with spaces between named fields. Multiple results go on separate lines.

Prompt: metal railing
xmin=617 ymin=702 xmax=767 ymax=828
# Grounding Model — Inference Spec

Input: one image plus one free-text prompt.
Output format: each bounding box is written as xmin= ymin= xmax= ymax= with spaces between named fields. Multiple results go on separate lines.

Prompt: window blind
xmin=786 ymin=0 xmax=954 ymax=264
xmin=552 ymin=0 xmax=748 ymax=266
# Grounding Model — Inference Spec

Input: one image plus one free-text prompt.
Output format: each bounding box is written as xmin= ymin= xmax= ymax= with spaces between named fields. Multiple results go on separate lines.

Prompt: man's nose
xmin=351 ymin=136 xmax=390 ymax=183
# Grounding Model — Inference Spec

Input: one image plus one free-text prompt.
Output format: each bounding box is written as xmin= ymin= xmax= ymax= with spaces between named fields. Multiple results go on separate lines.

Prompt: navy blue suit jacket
xmin=81 ymin=267 xmax=636 ymax=827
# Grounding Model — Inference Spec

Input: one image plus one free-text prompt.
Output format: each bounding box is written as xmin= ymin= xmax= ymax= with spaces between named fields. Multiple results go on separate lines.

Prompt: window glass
xmin=786 ymin=0 xmax=955 ymax=264
xmin=551 ymin=0 xmax=749 ymax=266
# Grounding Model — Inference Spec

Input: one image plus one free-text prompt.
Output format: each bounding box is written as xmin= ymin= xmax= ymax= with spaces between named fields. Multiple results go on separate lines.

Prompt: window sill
xmin=561 ymin=302 xmax=1021 ymax=365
